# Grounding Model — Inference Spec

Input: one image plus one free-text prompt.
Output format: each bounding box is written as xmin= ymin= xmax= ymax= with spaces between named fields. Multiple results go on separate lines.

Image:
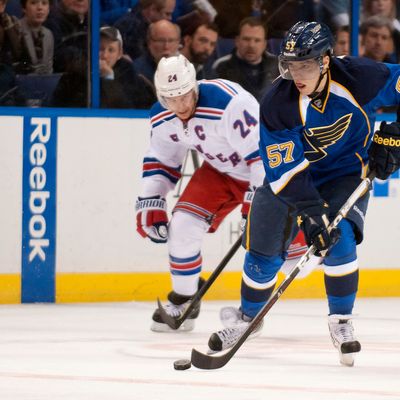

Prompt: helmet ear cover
xmin=154 ymin=54 xmax=198 ymax=109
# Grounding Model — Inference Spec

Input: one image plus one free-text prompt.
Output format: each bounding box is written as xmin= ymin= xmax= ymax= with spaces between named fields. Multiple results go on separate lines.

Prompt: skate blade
xmin=151 ymin=319 xmax=195 ymax=332
xmin=339 ymin=352 xmax=355 ymax=367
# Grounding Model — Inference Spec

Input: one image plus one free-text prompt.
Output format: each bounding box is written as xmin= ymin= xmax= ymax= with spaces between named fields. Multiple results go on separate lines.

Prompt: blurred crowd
xmin=1 ymin=0 xmax=400 ymax=108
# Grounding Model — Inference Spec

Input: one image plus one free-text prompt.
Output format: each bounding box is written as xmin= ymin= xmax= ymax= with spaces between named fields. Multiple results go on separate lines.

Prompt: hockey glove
xmin=136 ymin=196 xmax=168 ymax=243
xmin=368 ymin=121 xmax=400 ymax=180
xmin=297 ymin=200 xmax=340 ymax=256
xmin=240 ymin=190 xmax=254 ymax=219
xmin=240 ymin=190 xmax=254 ymax=231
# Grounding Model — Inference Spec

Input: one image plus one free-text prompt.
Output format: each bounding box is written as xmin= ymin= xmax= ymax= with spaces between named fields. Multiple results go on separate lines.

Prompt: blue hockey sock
xmin=241 ymin=251 xmax=283 ymax=318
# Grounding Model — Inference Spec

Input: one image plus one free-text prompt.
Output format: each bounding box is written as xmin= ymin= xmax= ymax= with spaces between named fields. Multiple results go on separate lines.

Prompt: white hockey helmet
xmin=154 ymin=54 xmax=198 ymax=108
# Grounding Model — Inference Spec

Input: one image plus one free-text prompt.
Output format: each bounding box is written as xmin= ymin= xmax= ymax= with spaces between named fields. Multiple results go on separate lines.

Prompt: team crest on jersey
xmin=303 ymin=113 xmax=352 ymax=162
xmin=396 ymin=76 xmax=400 ymax=93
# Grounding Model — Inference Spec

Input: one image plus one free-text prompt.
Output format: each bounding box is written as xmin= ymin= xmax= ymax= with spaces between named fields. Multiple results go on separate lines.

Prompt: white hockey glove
xmin=136 ymin=196 xmax=168 ymax=243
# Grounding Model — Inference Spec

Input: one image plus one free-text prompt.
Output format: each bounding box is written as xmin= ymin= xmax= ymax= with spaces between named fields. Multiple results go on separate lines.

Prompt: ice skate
xmin=151 ymin=278 xmax=205 ymax=332
xmin=208 ymin=307 xmax=263 ymax=352
xmin=328 ymin=314 xmax=361 ymax=367
xmin=151 ymin=291 xmax=200 ymax=332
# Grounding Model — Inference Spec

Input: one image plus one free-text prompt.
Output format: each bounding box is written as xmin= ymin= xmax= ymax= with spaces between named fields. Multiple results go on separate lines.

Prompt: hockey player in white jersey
xmin=135 ymin=54 xmax=306 ymax=332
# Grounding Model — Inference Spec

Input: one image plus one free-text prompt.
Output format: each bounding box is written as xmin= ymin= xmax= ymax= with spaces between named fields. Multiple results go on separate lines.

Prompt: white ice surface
xmin=0 ymin=298 xmax=399 ymax=400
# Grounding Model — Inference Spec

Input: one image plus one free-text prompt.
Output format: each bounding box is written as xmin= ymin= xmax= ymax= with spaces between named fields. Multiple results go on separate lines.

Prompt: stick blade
xmin=156 ymin=298 xmax=182 ymax=330
xmin=191 ymin=348 xmax=230 ymax=370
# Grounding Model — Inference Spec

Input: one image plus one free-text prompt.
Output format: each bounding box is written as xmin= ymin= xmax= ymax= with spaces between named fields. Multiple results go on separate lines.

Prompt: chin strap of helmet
xmin=308 ymin=55 xmax=330 ymax=99
xmin=308 ymin=71 xmax=328 ymax=99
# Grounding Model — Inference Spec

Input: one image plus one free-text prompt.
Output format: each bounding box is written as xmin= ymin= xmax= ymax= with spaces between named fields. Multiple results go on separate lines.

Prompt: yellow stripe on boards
xmin=0 ymin=274 xmax=21 ymax=304
xmin=1 ymin=270 xmax=400 ymax=303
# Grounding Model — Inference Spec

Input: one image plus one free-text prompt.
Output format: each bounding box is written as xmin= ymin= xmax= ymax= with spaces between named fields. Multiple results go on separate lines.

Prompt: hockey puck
xmin=173 ymin=359 xmax=191 ymax=370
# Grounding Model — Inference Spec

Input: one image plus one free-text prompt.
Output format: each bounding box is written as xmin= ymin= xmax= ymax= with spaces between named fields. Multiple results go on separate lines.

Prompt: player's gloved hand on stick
xmin=240 ymin=189 xmax=254 ymax=231
xmin=297 ymin=200 xmax=340 ymax=256
xmin=136 ymin=195 xmax=168 ymax=243
xmin=368 ymin=121 xmax=400 ymax=180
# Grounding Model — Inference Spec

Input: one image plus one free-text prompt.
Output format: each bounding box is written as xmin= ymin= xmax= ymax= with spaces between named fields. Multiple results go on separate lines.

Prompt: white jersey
xmin=141 ymin=79 xmax=264 ymax=197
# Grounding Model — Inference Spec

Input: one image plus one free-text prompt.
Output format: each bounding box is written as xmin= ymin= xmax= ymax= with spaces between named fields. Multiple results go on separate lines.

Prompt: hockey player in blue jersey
xmin=207 ymin=21 xmax=400 ymax=366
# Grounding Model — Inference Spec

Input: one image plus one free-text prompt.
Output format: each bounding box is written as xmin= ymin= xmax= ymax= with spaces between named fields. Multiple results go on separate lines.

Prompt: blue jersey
xmin=260 ymin=56 xmax=400 ymax=206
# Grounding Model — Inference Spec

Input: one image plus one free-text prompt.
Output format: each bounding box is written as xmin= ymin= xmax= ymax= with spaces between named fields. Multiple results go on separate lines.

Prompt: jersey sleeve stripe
xmin=143 ymin=169 xmax=180 ymax=183
xmin=195 ymin=107 xmax=224 ymax=115
xmin=194 ymin=107 xmax=224 ymax=120
xmin=244 ymin=150 xmax=261 ymax=165
xmin=202 ymin=79 xmax=238 ymax=96
xmin=142 ymin=158 xmax=182 ymax=183
xmin=269 ymin=159 xmax=310 ymax=194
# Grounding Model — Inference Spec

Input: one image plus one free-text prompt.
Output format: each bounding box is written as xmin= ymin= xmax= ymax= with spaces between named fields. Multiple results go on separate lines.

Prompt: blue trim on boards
xmin=0 ymin=107 xmax=150 ymax=118
xmin=21 ymin=116 xmax=58 ymax=303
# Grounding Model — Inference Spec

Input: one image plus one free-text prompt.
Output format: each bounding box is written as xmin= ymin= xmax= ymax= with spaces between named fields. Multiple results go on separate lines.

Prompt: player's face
xmin=287 ymin=56 xmax=329 ymax=96
xmin=164 ymin=90 xmax=196 ymax=120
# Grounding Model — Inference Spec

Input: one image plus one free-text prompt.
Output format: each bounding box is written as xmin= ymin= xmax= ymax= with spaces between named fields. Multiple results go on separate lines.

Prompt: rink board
xmin=0 ymin=110 xmax=399 ymax=303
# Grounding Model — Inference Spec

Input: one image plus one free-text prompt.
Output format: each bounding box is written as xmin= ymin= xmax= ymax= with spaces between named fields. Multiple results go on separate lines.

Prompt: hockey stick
xmin=157 ymin=234 xmax=243 ymax=329
xmin=191 ymin=171 xmax=376 ymax=369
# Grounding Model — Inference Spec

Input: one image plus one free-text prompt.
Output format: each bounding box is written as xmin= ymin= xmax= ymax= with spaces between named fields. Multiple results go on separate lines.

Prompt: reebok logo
xmin=373 ymin=133 xmax=400 ymax=148
xmin=28 ymin=118 xmax=51 ymax=262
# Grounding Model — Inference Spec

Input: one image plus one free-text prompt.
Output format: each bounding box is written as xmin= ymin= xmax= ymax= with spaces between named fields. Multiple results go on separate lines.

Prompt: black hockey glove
xmin=368 ymin=121 xmax=400 ymax=180
xmin=297 ymin=200 xmax=340 ymax=256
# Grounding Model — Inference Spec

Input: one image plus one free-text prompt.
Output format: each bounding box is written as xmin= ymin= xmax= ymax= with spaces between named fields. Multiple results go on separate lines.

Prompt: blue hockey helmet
xmin=280 ymin=21 xmax=334 ymax=61
xmin=279 ymin=21 xmax=334 ymax=80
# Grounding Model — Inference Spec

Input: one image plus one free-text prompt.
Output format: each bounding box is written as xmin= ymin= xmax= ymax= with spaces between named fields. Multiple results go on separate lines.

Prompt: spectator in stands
xmin=360 ymin=15 xmax=394 ymax=62
xmin=211 ymin=16 xmax=278 ymax=102
xmin=114 ymin=0 xmax=176 ymax=61
xmin=0 ymin=0 xmax=22 ymax=64
xmin=180 ymin=21 xmax=218 ymax=79
xmin=45 ymin=0 xmax=88 ymax=72
xmin=362 ymin=0 xmax=400 ymax=62
xmin=15 ymin=0 xmax=54 ymax=74
xmin=133 ymin=19 xmax=180 ymax=82
xmin=333 ymin=25 xmax=350 ymax=56
xmin=99 ymin=26 xmax=155 ymax=108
